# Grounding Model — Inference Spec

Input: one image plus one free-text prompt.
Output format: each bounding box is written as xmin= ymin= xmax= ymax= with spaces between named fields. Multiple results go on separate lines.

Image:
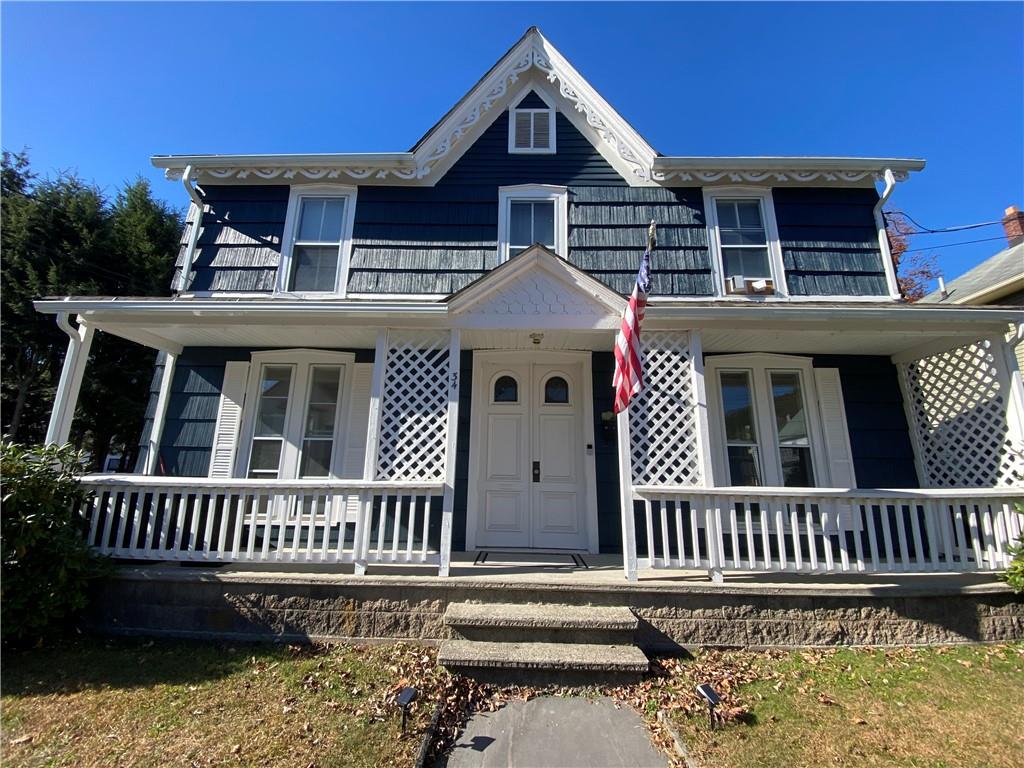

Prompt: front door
xmin=475 ymin=358 xmax=589 ymax=550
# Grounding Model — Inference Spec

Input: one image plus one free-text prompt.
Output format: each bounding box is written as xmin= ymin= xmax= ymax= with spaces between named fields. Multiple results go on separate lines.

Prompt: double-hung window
xmin=705 ymin=189 xmax=784 ymax=296
xmin=497 ymin=185 xmax=568 ymax=262
xmin=707 ymin=355 xmax=826 ymax=488
xmin=279 ymin=186 xmax=357 ymax=294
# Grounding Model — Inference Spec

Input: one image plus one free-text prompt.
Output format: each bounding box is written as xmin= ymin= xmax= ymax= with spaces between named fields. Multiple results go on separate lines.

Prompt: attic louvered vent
xmin=509 ymin=92 xmax=555 ymax=154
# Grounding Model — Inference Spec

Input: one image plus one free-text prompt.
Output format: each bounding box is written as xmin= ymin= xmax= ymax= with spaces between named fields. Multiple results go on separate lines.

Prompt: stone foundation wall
xmin=88 ymin=569 xmax=1024 ymax=651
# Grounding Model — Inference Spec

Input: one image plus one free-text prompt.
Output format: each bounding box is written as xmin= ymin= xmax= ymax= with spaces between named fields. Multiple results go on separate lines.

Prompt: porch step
xmin=439 ymin=602 xmax=647 ymax=683
xmin=438 ymin=639 xmax=649 ymax=685
xmin=444 ymin=602 xmax=638 ymax=644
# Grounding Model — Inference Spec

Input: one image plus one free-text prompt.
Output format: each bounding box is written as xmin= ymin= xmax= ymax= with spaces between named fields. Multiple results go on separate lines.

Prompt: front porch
xmin=37 ymin=254 xmax=1024 ymax=583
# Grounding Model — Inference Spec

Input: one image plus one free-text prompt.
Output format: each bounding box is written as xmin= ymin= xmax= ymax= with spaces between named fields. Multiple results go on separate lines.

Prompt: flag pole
xmin=615 ymin=220 xmax=656 ymax=582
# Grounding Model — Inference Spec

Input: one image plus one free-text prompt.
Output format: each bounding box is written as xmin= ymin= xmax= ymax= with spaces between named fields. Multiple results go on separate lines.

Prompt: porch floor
xmin=118 ymin=552 xmax=1009 ymax=596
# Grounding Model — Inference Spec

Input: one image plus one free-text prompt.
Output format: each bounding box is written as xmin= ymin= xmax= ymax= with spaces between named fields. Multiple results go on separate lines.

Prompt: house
xmin=36 ymin=28 xmax=1023 ymax=589
xmin=921 ymin=205 xmax=1024 ymax=373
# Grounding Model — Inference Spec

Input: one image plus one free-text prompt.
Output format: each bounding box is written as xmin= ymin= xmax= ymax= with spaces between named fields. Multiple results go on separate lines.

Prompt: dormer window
xmin=508 ymin=91 xmax=556 ymax=154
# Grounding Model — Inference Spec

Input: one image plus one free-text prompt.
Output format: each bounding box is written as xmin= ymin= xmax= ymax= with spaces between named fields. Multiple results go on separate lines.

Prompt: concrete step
xmin=444 ymin=602 xmax=638 ymax=644
xmin=438 ymin=639 xmax=649 ymax=685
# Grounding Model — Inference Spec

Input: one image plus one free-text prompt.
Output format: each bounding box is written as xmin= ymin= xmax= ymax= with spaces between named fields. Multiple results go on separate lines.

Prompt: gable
xmin=448 ymin=245 xmax=624 ymax=329
xmin=437 ymin=102 xmax=628 ymax=187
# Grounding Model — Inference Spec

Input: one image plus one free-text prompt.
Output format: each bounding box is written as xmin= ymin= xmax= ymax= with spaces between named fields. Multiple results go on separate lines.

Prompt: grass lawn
xmin=668 ymin=644 xmax=1024 ymax=768
xmin=3 ymin=638 xmax=1022 ymax=768
xmin=1 ymin=638 xmax=444 ymax=768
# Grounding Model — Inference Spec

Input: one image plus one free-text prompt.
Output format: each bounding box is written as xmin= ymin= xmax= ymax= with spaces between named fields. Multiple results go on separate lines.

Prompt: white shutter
xmin=814 ymin=367 xmax=859 ymax=533
xmin=339 ymin=363 xmax=373 ymax=523
xmin=208 ymin=361 xmax=249 ymax=478
xmin=341 ymin=363 xmax=373 ymax=478
xmin=814 ymin=368 xmax=857 ymax=488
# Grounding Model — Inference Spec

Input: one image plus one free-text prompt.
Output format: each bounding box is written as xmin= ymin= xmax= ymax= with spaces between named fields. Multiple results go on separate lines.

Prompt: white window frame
xmin=705 ymin=353 xmax=830 ymax=488
xmin=235 ymin=349 xmax=357 ymax=480
xmin=497 ymin=184 xmax=568 ymax=264
xmin=507 ymin=89 xmax=557 ymax=154
xmin=276 ymin=184 xmax=358 ymax=297
xmin=703 ymin=187 xmax=787 ymax=298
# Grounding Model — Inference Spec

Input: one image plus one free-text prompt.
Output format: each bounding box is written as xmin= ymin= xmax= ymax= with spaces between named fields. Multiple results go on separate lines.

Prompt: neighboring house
xmin=921 ymin=206 xmax=1024 ymax=373
xmin=36 ymin=28 xmax=1023 ymax=582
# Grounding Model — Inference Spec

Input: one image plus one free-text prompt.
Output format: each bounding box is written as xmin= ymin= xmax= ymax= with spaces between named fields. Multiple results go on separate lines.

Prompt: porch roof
xmin=33 ymin=296 xmax=1020 ymax=357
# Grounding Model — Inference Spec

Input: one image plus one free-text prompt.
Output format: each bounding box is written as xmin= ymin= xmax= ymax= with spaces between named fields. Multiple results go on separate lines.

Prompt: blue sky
xmin=2 ymin=2 xmax=1022 ymax=284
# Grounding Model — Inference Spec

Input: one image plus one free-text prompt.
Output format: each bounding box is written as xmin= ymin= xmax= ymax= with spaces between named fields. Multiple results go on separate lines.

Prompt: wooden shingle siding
xmin=180 ymin=185 xmax=289 ymax=293
xmin=773 ymin=188 xmax=890 ymax=296
xmin=569 ymin=186 xmax=713 ymax=296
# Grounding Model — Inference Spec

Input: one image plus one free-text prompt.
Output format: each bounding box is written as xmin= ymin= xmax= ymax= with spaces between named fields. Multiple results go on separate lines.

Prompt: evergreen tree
xmin=1 ymin=151 xmax=183 ymax=466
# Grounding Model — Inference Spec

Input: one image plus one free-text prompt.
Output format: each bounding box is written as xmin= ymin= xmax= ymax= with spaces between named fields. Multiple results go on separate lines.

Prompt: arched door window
xmin=493 ymin=375 xmax=519 ymax=403
xmin=544 ymin=375 xmax=570 ymax=404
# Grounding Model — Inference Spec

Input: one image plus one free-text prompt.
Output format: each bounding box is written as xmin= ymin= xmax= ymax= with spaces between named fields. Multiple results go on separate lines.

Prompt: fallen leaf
xmin=9 ymin=735 xmax=33 ymax=746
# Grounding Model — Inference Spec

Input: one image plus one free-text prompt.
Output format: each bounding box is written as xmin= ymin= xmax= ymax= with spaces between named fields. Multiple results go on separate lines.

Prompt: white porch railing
xmin=78 ymin=476 xmax=445 ymax=567
xmin=631 ymin=486 xmax=1024 ymax=576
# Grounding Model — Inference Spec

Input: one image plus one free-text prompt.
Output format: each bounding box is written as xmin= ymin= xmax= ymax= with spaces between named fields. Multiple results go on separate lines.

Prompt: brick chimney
xmin=1003 ymin=205 xmax=1024 ymax=247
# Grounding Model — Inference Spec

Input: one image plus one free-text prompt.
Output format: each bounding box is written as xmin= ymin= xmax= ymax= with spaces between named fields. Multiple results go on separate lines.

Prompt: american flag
xmin=612 ymin=221 xmax=655 ymax=414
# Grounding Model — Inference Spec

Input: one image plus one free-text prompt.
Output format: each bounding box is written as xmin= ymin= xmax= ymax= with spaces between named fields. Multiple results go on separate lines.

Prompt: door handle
xmin=532 ymin=461 xmax=540 ymax=483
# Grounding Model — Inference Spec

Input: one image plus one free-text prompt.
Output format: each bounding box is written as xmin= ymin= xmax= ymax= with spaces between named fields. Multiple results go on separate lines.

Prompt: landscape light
xmin=696 ymin=683 xmax=721 ymax=730
xmin=396 ymin=686 xmax=418 ymax=733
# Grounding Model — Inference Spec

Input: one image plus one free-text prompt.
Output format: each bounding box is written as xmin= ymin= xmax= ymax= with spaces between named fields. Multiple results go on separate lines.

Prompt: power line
xmin=903 ymin=236 xmax=1007 ymax=253
xmin=884 ymin=210 xmax=1002 ymax=234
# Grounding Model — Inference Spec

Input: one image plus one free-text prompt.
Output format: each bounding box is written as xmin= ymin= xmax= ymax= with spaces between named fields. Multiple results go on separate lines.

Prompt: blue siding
xmin=812 ymin=355 xmax=920 ymax=487
xmin=774 ymin=188 xmax=890 ymax=296
xmin=451 ymin=351 xmax=474 ymax=552
xmin=514 ymin=90 xmax=548 ymax=109
xmin=592 ymin=352 xmax=624 ymax=553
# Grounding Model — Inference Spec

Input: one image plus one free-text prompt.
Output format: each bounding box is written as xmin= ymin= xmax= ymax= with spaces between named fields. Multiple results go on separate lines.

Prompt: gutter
xmin=177 ymin=165 xmax=204 ymax=292
xmin=874 ymin=168 xmax=903 ymax=299
xmin=652 ymin=156 xmax=926 ymax=174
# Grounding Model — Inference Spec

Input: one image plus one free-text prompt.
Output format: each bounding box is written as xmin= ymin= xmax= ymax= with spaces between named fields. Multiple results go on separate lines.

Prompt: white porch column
xmin=143 ymin=351 xmax=177 ymax=475
xmin=688 ymin=329 xmax=723 ymax=582
xmin=45 ymin=313 xmax=95 ymax=446
xmin=354 ymin=329 xmax=389 ymax=576
xmin=992 ymin=331 xmax=1024 ymax=449
xmin=616 ymin=408 xmax=638 ymax=582
xmin=437 ymin=328 xmax=461 ymax=577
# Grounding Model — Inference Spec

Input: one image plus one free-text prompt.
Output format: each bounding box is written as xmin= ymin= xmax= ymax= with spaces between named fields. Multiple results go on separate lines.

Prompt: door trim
xmin=466 ymin=350 xmax=600 ymax=554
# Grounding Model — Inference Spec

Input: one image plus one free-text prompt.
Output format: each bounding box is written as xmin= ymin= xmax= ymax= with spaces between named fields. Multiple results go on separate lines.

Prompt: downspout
xmin=176 ymin=164 xmax=204 ymax=292
xmin=873 ymin=168 xmax=902 ymax=300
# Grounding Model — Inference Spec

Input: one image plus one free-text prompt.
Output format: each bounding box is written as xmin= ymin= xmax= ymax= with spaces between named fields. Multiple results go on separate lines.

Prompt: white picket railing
xmin=631 ymin=486 xmax=1024 ymax=575
xmin=77 ymin=475 xmax=445 ymax=567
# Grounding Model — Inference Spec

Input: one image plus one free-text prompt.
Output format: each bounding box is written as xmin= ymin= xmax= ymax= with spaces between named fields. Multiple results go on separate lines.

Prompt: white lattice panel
xmin=375 ymin=331 xmax=453 ymax=482
xmin=629 ymin=331 xmax=703 ymax=486
xmin=899 ymin=340 xmax=1024 ymax=488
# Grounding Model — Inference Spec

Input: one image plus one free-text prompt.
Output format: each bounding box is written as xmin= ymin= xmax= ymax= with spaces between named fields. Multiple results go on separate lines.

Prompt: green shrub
xmin=1002 ymin=505 xmax=1024 ymax=594
xmin=1 ymin=439 xmax=107 ymax=646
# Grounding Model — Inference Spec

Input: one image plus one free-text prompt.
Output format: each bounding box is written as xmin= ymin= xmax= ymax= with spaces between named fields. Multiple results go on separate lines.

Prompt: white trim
xmin=496 ymin=185 xmax=568 ymax=264
xmin=275 ymin=184 xmax=358 ymax=298
xmin=507 ymin=86 xmax=557 ymax=155
xmin=234 ymin=349 xmax=357 ymax=480
xmin=704 ymin=353 xmax=829 ymax=488
xmin=703 ymin=186 xmax=788 ymax=298
xmin=144 ymin=351 xmax=177 ymax=475
xmin=465 ymin=350 xmax=599 ymax=554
